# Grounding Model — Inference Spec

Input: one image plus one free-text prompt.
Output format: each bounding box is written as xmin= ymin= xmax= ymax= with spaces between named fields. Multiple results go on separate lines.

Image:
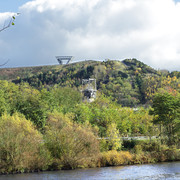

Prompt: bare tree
xmin=0 ymin=13 xmax=20 ymax=32
xmin=0 ymin=59 xmax=9 ymax=67
xmin=0 ymin=13 xmax=20 ymax=66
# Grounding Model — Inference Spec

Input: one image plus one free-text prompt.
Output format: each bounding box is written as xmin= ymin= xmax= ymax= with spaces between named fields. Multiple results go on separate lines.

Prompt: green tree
xmin=50 ymin=86 xmax=81 ymax=113
xmin=149 ymin=91 xmax=180 ymax=145
xmin=13 ymin=83 xmax=48 ymax=129
xmin=0 ymin=90 xmax=8 ymax=115
xmin=73 ymin=103 xmax=92 ymax=124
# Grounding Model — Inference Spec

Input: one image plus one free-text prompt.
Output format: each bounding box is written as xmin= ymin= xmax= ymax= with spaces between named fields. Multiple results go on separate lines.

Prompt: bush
xmin=100 ymin=150 xmax=133 ymax=166
xmin=134 ymin=145 xmax=143 ymax=154
xmin=132 ymin=142 xmax=180 ymax=164
xmin=99 ymin=139 xmax=109 ymax=152
xmin=0 ymin=113 xmax=51 ymax=174
xmin=154 ymin=146 xmax=180 ymax=162
xmin=44 ymin=112 xmax=100 ymax=169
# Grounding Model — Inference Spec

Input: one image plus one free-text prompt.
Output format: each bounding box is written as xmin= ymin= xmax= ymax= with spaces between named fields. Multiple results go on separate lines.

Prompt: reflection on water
xmin=0 ymin=161 xmax=179 ymax=180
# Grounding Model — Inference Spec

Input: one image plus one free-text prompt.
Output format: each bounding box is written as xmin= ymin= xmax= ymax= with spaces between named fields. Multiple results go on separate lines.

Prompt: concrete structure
xmin=56 ymin=56 xmax=74 ymax=65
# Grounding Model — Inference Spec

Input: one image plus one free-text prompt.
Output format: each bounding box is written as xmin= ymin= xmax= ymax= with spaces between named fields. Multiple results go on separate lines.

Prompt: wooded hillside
xmin=0 ymin=58 xmax=179 ymax=107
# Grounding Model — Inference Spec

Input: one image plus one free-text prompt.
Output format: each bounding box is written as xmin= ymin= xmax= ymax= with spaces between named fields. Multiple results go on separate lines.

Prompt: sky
xmin=0 ymin=0 xmax=180 ymax=71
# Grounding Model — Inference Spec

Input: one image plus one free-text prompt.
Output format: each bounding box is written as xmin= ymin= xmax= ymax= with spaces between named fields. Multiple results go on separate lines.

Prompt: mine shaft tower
xmin=81 ymin=78 xmax=97 ymax=102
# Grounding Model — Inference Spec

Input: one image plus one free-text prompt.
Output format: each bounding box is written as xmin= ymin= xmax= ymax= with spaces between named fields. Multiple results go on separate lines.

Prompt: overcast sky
xmin=0 ymin=0 xmax=180 ymax=71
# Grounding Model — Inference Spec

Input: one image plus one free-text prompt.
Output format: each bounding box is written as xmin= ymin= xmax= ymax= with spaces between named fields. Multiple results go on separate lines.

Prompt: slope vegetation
xmin=0 ymin=59 xmax=179 ymax=107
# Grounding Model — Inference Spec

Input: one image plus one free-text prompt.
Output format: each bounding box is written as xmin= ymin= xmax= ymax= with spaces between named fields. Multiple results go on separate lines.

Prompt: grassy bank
xmin=0 ymin=148 xmax=179 ymax=174
xmin=99 ymin=147 xmax=180 ymax=168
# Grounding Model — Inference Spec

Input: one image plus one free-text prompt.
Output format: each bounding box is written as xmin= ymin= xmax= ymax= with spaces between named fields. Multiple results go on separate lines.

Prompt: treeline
xmin=10 ymin=59 xmax=180 ymax=107
xmin=0 ymin=80 xmax=179 ymax=174
xmin=0 ymin=80 xmax=153 ymax=135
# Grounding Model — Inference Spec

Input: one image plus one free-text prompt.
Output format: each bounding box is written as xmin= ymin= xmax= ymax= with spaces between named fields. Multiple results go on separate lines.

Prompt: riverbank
xmin=0 ymin=112 xmax=179 ymax=175
xmin=99 ymin=148 xmax=180 ymax=168
xmin=0 ymin=146 xmax=180 ymax=175
xmin=0 ymin=161 xmax=180 ymax=180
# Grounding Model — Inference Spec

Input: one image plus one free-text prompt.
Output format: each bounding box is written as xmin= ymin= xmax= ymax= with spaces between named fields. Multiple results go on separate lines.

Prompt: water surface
xmin=0 ymin=161 xmax=179 ymax=180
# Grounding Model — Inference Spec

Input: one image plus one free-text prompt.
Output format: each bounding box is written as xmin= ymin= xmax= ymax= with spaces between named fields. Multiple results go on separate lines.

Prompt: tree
xmin=44 ymin=112 xmax=99 ymax=169
xmin=14 ymin=83 xmax=48 ymax=129
xmin=0 ymin=113 xmax=50 ymax=173
xmin=50 ymin=86 xmax=81 ymax=113
xmin=149 ymin=91 xmax=180 ymax=145
xmin=0 ymin=60 xmax=10 ymax=67
xmin=0 ymin=13 xmax=20 ymax=32
xmin=106 ymin=123 xmax=122 ymax=150
xmin=0 ymin=13 xmax=20 ymax=66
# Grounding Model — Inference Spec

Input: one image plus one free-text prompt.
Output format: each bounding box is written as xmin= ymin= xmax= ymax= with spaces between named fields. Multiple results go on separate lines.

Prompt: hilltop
xmin=0 ymin=58 xmax=179 ymax=107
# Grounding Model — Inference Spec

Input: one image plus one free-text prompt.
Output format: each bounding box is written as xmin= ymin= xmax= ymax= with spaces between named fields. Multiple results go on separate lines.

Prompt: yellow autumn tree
xmin=44 ymin=112 xmax=100 ymax=169
xmin=106 ymin=123 xmax=122 ymax=150
xmin=0 ymin=113 xmax=51 ymax=174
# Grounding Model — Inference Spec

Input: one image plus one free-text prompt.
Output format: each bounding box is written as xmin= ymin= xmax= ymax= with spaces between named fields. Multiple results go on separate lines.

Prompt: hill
xmin=0 ymin=58 xmax=179 ymax=107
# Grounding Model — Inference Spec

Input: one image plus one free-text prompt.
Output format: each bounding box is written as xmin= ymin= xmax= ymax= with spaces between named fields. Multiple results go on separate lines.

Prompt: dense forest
xmin=0 ymin=59 xmax=179 ymax=174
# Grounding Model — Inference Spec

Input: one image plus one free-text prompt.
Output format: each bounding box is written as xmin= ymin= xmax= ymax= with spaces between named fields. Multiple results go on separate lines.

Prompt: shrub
xmin=0 ymin=113 xmax=51 ymax=174
xmin=166 ymin=147 xmax=180 ymax=161
xmin=134 ymin=145 xmax=143 ymax=154
xmin=44 ymin=112 xmax=100 ymax=169
xmin=99 ymin=138 xmax=109 ymax=152
xmin=141 ymin=140 xmax=162 ymax=152
xmin=100 ymin=150 xmax=133 ymax=166
xmin=156 ymin=146 xmax=180 ymax=162
xmin=133 ymin=152 xmax=156 ymax=164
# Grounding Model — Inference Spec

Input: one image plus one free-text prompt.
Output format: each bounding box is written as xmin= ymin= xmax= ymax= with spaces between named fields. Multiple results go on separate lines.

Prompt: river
xmin=0 ymin=161 xmax=179 ymax=180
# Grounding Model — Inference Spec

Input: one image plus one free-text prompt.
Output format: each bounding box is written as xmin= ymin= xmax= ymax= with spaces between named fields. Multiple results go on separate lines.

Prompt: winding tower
xmin=81 ymin=78 xmax=97 ymax=102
